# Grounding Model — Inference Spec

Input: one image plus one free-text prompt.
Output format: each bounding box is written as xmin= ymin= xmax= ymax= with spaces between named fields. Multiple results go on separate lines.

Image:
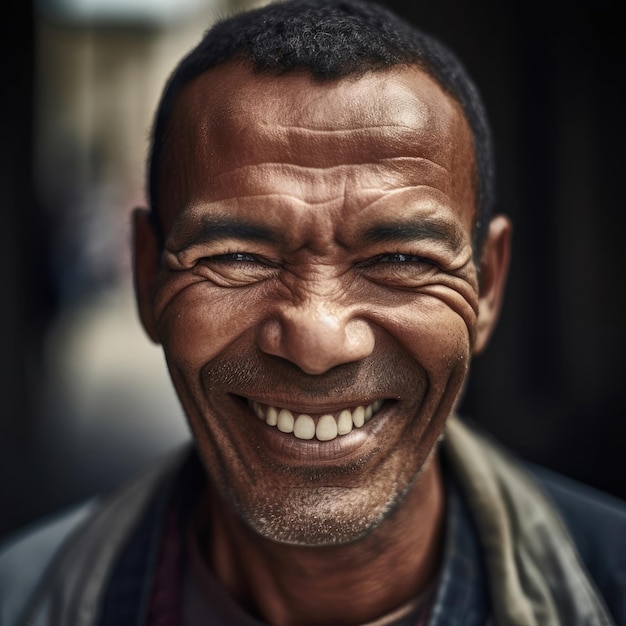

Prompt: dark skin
xmin=133 ymin=62 xmax=511 ymax=625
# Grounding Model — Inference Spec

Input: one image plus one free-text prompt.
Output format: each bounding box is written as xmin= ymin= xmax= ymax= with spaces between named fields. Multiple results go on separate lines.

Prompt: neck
xmin=204 ymin=457 xmax=445 ymax=626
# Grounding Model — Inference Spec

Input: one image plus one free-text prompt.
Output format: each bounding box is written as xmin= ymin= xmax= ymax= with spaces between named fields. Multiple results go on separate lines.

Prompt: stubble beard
xmin=211 ymin=436 xmax=441 ymax=547
xmin=181 ymin=347 xmax=450 ymax=547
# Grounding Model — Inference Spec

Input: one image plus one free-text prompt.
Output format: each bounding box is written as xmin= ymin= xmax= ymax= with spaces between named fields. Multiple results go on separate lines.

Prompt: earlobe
xmin=473 ymin=215 xmax=512 ymax=355
xmin=132 ymin=208 xmax=161 ymax=344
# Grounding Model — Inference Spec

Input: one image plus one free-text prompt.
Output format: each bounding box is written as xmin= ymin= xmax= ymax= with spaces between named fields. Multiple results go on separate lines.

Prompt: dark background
xmin=1 ymin=0 xmax=624 ymax=541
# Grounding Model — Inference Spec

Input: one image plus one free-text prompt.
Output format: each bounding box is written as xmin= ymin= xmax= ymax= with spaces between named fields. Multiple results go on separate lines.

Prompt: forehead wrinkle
xmin=231 ymin=124 xmax=453 ymax=170
xmin=161 ymin=64 xmax=477 ymax=242
xmin=213 ymin=156 xmax=449 ymax=178
xmin=206 ymin=158 xmax=452 ymax=207
xmin=267 ymin=123 xmax=443 ymax=134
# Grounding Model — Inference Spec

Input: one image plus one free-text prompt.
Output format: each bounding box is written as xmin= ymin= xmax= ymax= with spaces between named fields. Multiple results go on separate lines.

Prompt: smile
xmin=246 ymin=399 xmax=385 ymax=441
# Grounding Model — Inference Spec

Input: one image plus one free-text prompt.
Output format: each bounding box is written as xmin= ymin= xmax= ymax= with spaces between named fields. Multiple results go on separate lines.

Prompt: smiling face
xmin=134 ymin=62 xmax=509 ymax=546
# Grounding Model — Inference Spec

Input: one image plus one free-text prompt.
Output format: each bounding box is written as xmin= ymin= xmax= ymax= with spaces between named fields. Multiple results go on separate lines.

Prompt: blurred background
xmin=1 ymin=0 xmax=624 ymax=542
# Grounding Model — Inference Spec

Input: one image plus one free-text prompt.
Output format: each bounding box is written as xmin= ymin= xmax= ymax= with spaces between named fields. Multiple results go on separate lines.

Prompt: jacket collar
xmin=443 ymin=415 xmax=614 ymax=626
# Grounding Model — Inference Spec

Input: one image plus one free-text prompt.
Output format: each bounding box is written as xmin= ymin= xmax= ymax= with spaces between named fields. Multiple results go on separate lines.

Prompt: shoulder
xmin=0 ymin=499 xmax=97 ymax=626
xmin=0 ymin=445 xmax=194 ymax=626
xmin=527 ymin=463 xmax=626 ymax=624
xmin=528 ymin=463 xmax=626 ymax=546
xmin=445 ymin=416 xmax=626 ymax=624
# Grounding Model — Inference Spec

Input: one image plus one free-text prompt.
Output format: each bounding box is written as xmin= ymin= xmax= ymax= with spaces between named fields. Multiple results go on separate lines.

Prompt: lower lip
xmin=239 ymin=398 xmax=397 ymax=467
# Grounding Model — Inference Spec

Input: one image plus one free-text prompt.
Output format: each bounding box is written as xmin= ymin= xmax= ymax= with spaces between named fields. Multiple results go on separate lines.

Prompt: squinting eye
xmin=211 ymin=252 xmax=258 ymax=263
xmin=357 ymin=252 xmax=438 ymax=289
xmin=191 ymin=251 xmax=279 ymax=288
xmin=377 ymin=253 xmax=433 ymax=265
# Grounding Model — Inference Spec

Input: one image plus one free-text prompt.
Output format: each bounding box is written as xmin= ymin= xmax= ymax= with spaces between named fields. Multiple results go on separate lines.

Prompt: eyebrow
xmin=168 ymin=215 xmax=279 ymax=252
xmin=360 ymin=216 xmax=465 ymax=253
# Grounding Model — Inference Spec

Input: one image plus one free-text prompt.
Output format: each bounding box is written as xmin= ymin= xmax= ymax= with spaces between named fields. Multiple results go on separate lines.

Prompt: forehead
xmin=159 ymin=62 xmax=476 ymax=235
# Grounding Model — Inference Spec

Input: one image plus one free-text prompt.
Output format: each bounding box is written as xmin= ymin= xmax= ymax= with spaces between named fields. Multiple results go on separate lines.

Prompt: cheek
xmin=378 ymin=296 xmax=473 ymax=378
xmin=156 ymin=282 xmax=264 ymax=369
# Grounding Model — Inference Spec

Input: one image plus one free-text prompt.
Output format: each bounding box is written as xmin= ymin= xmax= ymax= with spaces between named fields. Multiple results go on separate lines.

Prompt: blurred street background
xmin=1 ymin=0 xmax=625 ymax=542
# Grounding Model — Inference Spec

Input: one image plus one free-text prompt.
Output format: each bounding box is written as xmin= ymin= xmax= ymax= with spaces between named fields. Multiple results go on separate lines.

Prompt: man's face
xmin=135 ymin=63 xmax=504 ymax=546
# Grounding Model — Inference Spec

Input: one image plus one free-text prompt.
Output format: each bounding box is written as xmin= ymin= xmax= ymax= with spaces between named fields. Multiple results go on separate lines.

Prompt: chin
xmin=221 ymin=453 xmax=433 ymax=548
xmin=237 ymin=488 xmax=399 ymax=547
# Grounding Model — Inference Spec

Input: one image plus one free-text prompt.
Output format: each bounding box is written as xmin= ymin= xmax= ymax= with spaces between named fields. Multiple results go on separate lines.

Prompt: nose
xmin=258 ymin=299 xmax=375 ymax=375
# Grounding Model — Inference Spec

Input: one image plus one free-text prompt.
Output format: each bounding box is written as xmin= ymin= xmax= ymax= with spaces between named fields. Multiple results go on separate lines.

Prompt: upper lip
xmin=236 ymin=394 xmax=388 ymax=414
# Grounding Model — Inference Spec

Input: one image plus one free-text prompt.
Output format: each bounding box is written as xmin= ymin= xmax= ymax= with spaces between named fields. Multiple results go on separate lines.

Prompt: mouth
xmin=245 ymin=398 xmax=385 ymax=442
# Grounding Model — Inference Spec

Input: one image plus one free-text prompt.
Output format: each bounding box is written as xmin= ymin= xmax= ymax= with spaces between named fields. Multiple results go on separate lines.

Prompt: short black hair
xmin=147 ymin=0 xmax=495 ymax=251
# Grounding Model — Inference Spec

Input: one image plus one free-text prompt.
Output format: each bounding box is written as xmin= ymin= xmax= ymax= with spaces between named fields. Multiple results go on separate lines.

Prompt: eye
xmin=209 ymin=252 xmax=260 ymax=263
xmin=376 ymin=253 xmax=434 ymax=265
xmin=357 ymin=252 xmax=438 ymax=288
xmin=194 ymin=251 xmax=279 ymax=287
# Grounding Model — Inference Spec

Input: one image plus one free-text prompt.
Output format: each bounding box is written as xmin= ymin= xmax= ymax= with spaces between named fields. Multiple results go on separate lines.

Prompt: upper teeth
xmin=247 ymin=399 xmax=384 ymax=441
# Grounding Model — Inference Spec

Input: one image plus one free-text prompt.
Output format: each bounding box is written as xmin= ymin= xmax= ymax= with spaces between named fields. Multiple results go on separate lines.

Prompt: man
xmin=1 ymin=0 xmax=625 ymax=624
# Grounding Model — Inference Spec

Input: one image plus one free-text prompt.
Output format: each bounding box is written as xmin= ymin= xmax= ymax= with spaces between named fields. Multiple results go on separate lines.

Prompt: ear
xmin=132 ymin=208 xmax=161 ymax=344
xmin=473 ymin=215 xmax=512 ymax=355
